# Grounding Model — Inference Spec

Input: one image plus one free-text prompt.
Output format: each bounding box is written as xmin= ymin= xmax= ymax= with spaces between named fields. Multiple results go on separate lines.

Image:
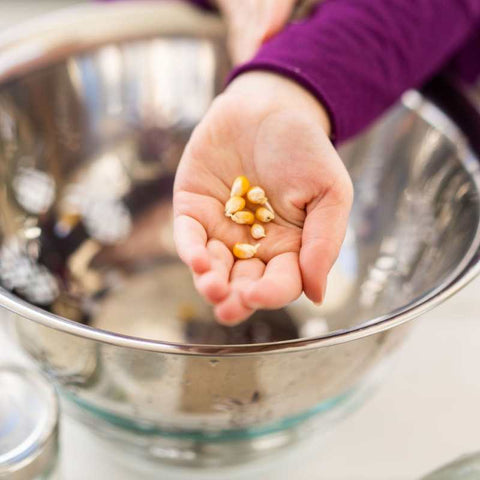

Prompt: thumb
xmin=300 ymin=177 xmax=353 ymax=304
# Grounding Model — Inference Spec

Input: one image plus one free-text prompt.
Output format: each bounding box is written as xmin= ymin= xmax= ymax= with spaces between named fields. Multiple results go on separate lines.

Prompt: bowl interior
xmin=0 ymin=32 xmax=479 ymax=346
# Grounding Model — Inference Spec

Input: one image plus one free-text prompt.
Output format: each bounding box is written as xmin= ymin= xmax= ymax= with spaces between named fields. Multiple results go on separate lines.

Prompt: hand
xmin=174 ymin=72 xmax=353 ymax=325
xmin=214 ymin=0 xmax=298 ymax=64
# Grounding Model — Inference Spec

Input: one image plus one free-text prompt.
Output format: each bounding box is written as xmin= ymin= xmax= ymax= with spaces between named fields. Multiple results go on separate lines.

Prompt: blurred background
xmin=0 ymin=1 xmax=479 ymax=479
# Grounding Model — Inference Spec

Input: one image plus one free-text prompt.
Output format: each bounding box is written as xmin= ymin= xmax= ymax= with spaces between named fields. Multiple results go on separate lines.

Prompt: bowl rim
xmin=0 ymin=2 xmax=479 ymax=356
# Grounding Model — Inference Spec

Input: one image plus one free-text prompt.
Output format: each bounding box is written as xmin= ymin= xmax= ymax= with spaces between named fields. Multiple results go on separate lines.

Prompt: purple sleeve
xmin=229 ymin=0 xmax=480 ymax=143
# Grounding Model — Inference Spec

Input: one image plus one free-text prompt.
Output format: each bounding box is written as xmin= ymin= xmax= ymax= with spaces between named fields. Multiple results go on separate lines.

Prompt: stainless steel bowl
xmin=0 ymin=1 xmax=479 ymax=467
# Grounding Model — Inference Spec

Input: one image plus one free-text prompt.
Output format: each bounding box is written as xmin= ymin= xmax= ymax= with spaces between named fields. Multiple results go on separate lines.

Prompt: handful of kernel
xmin=225 ymin=175 xmax=275 ymax=259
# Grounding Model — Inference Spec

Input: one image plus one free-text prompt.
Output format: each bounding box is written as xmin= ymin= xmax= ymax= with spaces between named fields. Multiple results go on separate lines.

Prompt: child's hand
xmin=215 ymin=0 xmax=298 ymax=64
xmin=174 ymin=72 xmax=353 ymax=325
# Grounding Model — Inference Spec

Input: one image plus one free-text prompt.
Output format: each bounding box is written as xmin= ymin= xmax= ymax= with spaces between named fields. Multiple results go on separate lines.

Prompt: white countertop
xmin=1 ymin=2 xmax=480 ymax=479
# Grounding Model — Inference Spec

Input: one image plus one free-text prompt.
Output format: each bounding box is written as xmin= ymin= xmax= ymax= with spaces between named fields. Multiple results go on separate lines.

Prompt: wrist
xmin=226 ymin=71 xmax=332 ymax=137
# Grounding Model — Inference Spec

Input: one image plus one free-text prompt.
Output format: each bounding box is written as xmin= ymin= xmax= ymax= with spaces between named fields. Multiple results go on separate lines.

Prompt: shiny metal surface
xmin=0 ymin=1 xmax=479 ymax=466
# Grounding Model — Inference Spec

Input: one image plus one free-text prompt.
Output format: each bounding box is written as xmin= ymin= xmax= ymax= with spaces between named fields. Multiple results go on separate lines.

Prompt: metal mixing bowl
xmin=0 ymin=1 xmax=479 ymax=467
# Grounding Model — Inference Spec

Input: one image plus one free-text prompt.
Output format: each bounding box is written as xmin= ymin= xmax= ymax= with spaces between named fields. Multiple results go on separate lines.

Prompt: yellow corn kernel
xmin=225 ymin=196 xmax=246 ymax=217
xmin=251 ymin=223 xmax=266 ymax=239
xmin=255 ymin=206 xmax=275 ymax=223
xmin=247 ymin=186 xmax=267 ymax=204
xmin=231 ymin=210 xmax=255 ymax=225
xmin=230 ymin=175 xmax=250 ymax=197
xmin=232 ymin=243 xmax=260 ymax=259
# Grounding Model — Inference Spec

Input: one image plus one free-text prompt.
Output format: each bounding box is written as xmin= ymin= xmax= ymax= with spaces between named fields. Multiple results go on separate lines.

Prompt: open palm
xmin=174 ymin=73 xmax=353 ymax=325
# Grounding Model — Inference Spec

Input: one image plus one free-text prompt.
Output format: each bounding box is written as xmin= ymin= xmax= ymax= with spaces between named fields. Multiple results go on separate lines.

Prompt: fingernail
xmin=314 ymin=281 xmax=327 ymax=306
xmin=321 ymin=281 xmax=328 ymax=302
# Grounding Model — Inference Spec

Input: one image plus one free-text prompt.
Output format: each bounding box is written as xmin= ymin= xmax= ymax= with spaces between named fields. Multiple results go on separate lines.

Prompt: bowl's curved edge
xmin=0 ymin=1 xmax=224 ymax=85
xmin=0 ymin=4 xmax=479 ymax=356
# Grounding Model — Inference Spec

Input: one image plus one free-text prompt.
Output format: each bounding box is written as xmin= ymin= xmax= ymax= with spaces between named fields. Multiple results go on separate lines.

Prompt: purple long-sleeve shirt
xmin=103 ymin=0 xmax=480 ymax=143
xmin=230 ymin=0 xmax=480 ymax=143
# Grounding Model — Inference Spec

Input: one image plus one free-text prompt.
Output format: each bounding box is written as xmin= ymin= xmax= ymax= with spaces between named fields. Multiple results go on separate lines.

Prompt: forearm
xmin=229 ymin=0 xmax=480 ymax=143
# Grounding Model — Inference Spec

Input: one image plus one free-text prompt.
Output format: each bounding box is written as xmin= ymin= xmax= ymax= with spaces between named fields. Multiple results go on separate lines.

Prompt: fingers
xmin=300 ymin=186 xmax=353 ymax=304
xmin=194 ymin=239 xmax=233 ymax=304
xmin=227 ymin=19 xmax=260 ymax=65
xmin=174 ymin=215 xmax=210 ymax=274
xmin=220 ymin=0 xmax=297 ymax=64
xmin=214 ymin=258 xmax=265 ymax=325
xmin=241 ymin=252 xmax=302 ymax=309
xmin=259 ymin=0 xmax=297 ymax=42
